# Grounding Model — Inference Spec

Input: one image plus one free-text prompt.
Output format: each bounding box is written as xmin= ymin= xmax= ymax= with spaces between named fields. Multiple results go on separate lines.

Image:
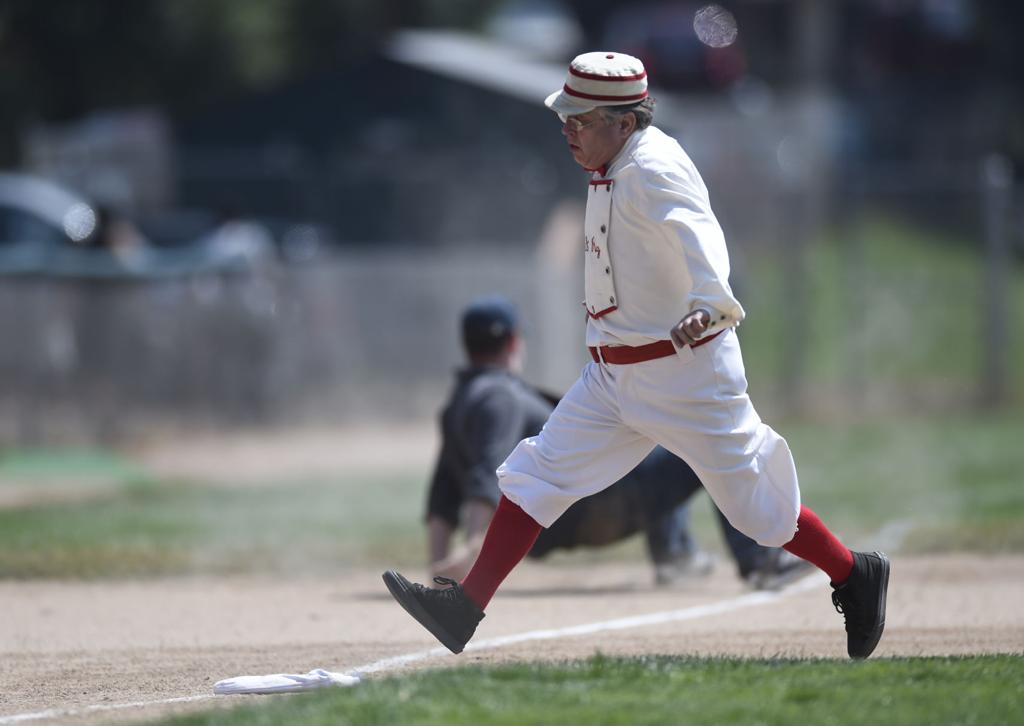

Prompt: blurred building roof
xmin=384 ymin=29 xmax=567 ymax=106
xmin=174 ymin=31 xmax=589 ymax=249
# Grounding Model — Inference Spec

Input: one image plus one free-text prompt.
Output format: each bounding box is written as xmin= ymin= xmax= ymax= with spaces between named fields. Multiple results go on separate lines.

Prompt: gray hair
xmin=599 ymin=96 xmax=656 ymax=130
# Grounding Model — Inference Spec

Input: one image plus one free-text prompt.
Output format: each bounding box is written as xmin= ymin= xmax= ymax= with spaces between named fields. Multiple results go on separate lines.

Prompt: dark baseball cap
xmin=461 ymin=296 xmax=519 ymax=354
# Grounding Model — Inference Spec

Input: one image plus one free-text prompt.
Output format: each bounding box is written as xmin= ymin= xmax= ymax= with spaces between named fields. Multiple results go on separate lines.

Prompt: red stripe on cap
xmin=569 ymin=67 xmax=647 ymax=82
xmin=563 ymin=85 xmax=649 ymax=102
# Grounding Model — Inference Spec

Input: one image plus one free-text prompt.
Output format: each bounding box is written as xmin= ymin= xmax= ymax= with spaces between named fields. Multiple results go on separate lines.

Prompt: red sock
xmin=782 ymin=505 xmax=855 ymax=584
xmin=461 ymin=496 xmax=542 ymax=609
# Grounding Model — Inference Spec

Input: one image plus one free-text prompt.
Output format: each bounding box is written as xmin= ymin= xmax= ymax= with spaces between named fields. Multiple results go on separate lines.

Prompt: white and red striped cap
xmin=544 ymin=52 xmax=648 ymax=117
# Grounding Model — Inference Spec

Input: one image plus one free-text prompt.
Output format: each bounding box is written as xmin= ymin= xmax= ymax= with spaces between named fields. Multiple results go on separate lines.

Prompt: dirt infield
xmin=2 ymin=554 xmax=1022 ymax=725
xmin=132 ymin=424 xmax=440 ymax=485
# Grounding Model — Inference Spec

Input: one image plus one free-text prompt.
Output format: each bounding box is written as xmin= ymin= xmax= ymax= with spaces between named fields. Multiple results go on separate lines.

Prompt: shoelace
xmin=424 ymin=576 xmax=463 ymax=603
xmin=425 ymin=576 xmax=483 ymax=622
xmin=832 ymin=587 xmax=861 ymax=628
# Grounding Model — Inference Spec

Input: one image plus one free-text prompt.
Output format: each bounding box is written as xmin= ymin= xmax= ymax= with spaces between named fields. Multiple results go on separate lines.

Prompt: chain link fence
xmin=1 ymin=157 xmax=1019 ymax=445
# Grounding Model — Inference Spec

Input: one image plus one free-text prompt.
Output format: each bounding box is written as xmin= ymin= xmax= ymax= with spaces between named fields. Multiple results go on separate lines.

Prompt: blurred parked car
xmin=248 ymin=217 xmax=336 ymax=264
xmin=0 ymin=173 xmax=308 ymax=278
xmin=135 ymin=211 xmax=334 ymax=265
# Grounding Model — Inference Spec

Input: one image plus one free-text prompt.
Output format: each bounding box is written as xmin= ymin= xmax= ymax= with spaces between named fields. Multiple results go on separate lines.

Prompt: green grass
xmin=160 ymin=655 xmax=1024 ymax=726
xmin=0 ymin=473 xmax=424 ymax=578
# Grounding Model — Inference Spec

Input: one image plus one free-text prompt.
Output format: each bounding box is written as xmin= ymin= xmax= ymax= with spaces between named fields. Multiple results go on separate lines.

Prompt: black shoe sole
xmin=851 ymin=551 xmax=890 ymax=659
xmin=382 ymin=570 xmax=466 ymax=654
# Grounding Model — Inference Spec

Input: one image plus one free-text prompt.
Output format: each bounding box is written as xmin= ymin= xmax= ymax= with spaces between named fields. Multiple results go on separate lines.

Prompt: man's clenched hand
xmin=670 ymin=308 xmax=711 ymax=348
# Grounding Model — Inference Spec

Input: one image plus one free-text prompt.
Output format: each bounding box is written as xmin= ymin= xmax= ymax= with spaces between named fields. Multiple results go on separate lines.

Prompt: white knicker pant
xmin=497 ymin=330 xmax=801 ymax=547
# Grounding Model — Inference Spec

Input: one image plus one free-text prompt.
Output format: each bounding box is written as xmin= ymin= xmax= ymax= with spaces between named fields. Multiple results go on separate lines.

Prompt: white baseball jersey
xmin=497 ymin=125 xmax=802 ymax=548
xmin=583 ymin=126 xmax=746 ymax=347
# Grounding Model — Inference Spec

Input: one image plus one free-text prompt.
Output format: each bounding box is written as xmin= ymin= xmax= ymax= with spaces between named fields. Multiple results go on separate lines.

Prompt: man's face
xmin=561 ymin=110 xmax=633 ymax=171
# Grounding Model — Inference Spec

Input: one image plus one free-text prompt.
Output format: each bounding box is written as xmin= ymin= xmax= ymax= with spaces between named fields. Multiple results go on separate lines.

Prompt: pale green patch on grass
xmin=0 ymin=448 xmax=144 ymax=486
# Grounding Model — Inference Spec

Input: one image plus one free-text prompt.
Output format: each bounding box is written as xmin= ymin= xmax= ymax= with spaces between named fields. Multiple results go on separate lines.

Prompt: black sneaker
xmin=382 ymin=570 xmax=484 ymax=654
xmin=831 ymin=551 xmax=890 ymax=659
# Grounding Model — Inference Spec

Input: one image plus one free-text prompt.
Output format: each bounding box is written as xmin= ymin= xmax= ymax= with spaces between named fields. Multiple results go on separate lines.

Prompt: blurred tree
xmin=0 ymin=0 xmax=502 ymax=165
xmin=975 ymin=2 xmax=1024 ymax=165
xmin=2 ymin=1 xmax=1018 ymax=168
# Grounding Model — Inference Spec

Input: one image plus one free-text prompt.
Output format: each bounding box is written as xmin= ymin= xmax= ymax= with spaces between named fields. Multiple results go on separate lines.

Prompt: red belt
xmin=589 ymin=330 xmax=723 ymax=365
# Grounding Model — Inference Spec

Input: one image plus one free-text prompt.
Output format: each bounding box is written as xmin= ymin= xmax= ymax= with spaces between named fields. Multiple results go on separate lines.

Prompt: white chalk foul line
xmin=0 ymin=695 xmax=216 ymax=724
xmin=0 ymin=571 xmax=828 ymax=723
xmin=352 ymin=570 xmax=828 ymax=675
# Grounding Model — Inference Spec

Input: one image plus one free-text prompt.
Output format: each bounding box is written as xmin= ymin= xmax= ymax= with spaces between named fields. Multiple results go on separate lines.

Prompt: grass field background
xmin=737 ymin=217 xmax=1024 ymax=407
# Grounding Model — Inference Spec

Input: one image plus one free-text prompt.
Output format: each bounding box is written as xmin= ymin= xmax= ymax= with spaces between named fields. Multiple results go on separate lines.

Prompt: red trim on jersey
xmin=563 ymin=85 xmax=649 ymax=102
xmin=587 ymin=305 xmax=618 ymax=319
xmin=589 ymin=179 xmax=613 ymax=188
xmin=569 ymin=67 xmax=647 ymax=82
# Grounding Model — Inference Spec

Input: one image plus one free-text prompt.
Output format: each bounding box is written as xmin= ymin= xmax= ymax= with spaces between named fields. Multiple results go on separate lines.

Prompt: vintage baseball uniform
xmin=498 ymin=126 xmax=802 ymax=547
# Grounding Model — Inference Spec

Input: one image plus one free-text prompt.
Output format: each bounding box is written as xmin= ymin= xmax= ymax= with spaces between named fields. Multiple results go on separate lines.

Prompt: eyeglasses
xmin=559 ymin=113 xmax=606 ymax=132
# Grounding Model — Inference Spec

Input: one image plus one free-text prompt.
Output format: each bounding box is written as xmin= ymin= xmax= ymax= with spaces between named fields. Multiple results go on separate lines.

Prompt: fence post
xmin=838 ymin=163 xmax=867 ymax=413
xmin=980 ymin=153 xmax=1013 ymax=407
